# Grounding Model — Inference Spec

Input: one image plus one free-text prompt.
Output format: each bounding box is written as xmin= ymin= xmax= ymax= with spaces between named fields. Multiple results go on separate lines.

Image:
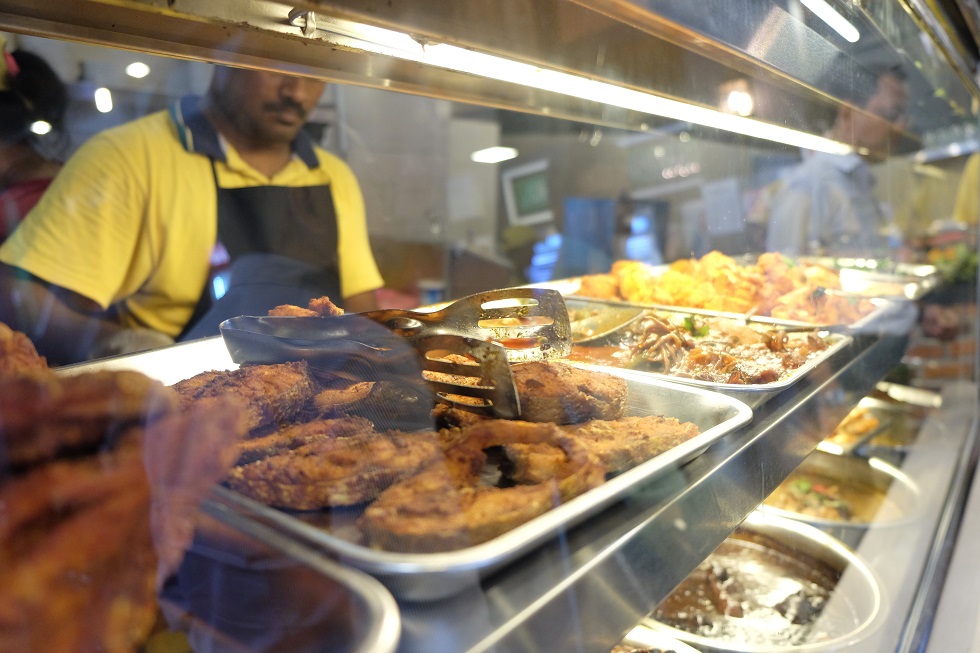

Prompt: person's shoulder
xmin=71 ymin=109 xmax=178 ymax=164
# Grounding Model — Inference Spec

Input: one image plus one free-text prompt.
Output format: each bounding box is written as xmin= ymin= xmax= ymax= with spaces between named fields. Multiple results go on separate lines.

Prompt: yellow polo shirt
xmin=0 ymin=97 xmax=382 ymax=337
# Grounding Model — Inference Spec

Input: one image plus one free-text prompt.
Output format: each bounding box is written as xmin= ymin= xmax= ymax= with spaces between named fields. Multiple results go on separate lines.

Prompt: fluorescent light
xmin=29 ymin=120 xmax=52 ymax=135
xmin=125 ymin=61 xmax=150 ymax=78
xmin=94 ymin=87 xmax=113 ymax=113
xmin=800 ymin=0 xmax=860 ymax=43
xmin=471 ymin=146 xmax=518 ymax=163
xmin=307 ymin=17 xmax=853 ymax=155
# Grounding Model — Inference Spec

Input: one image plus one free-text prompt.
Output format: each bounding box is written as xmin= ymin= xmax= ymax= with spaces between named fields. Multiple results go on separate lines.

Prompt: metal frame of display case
xmin=5 ymin=1 xmax=980 ymax=651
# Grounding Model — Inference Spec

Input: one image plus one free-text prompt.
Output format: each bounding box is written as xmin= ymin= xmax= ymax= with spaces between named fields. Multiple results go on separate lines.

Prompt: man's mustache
xmin=264 ymin=100 xmax=307 ymax=120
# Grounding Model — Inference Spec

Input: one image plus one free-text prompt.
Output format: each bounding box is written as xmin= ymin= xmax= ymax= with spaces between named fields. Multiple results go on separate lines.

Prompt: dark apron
xmin=178 ymin=163 xmax=342 ymax=341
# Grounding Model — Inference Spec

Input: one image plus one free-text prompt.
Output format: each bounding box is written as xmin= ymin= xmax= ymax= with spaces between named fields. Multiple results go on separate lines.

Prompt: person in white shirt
xmin=766 ymin=64 xmax=909 ymax=257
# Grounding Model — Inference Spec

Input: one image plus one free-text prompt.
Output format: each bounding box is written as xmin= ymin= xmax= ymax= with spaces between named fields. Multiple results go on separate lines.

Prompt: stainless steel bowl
xmin=642 ymin=511 xmax=885 ymax=652
xmin=761 ymin=450 xmax=921 ymax=548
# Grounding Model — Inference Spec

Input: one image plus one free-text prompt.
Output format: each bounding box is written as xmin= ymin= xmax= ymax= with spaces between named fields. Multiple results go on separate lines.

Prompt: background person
xmin=765 ymin=63 xmax=910 ymax=257
xmin=0 ymin=65 xmax=382 ymax=365
xmin=0 ymin=42 xmax=67 ymax=242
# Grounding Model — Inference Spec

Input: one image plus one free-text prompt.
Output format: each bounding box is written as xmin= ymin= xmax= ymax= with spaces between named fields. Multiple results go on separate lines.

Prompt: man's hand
xmin=0 ymin=264 xmax=130 ymax=365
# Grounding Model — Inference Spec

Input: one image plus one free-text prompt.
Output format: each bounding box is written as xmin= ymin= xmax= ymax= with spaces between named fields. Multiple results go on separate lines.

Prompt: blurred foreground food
xmin=0 ymin=323 xmax=244 ymax=653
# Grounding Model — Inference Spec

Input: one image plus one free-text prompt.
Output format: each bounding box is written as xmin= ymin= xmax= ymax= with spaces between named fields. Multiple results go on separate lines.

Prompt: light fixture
xmin=296 ymin=14 xmax=853 ymax=155
xmin=29 ymin=120 xmax=52 ymax=135
xmin=94 ymin=87 xmax=113 ymax=113
xmin=125 ymin=61 xmax=150 ymax=78
xmin=470 ymin=146 xmax=519 ymax=163
xmin=800 ymin=0 xmax=860 ymax=43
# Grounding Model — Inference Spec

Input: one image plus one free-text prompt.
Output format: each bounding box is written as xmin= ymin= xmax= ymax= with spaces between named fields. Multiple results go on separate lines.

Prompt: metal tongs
xmin=219 ymin=287 xmax=571 ymax=418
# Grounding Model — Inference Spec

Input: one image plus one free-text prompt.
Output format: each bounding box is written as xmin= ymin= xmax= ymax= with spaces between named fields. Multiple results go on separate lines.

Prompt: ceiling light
xmin=302 ymin=15 xmax=853 ymax=155
xmin=800 ymin=0 xmax=860 ymax=43
xmin=94 ymin=87 xmax=113 ymax=113
xmin=29 ymin=120 xmax=52 ymax=135
xmin=471 ymin=146 xmax=519 ymax=163
xmin=125 ymin=61 xmax=150 ymax=78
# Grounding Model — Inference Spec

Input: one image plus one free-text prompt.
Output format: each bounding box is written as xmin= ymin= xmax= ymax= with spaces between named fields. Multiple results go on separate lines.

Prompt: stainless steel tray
xmin=537 ymin=274 xmax=916 ymax=332
xmin=564 ymin=302 xmax=852 ymax=408
xmin=210 ymin=376 xmax=752 ymax=601
xmin=798 ymin=257 xmax=943 ymax=301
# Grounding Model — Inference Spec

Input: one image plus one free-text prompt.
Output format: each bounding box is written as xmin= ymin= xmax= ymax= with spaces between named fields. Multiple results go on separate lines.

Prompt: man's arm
xmin=342 ymin=289 xmax=378 ymax=314
xmin=0 ymin=264 xmax=126 ymax=365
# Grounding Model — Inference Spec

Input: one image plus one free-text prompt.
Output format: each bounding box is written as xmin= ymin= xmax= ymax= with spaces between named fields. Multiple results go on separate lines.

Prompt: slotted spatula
xmin=219 ymin=314 xmax=522 ymax=418
xmin=356 ymin=286 xmax=571 ymax=362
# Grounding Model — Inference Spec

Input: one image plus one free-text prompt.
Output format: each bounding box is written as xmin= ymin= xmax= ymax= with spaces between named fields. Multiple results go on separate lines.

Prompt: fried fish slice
xmin=225 ymin=430 xmax=443 ymax=510
xmin=172 ymin=361 xmax=315 ymax=432
xmin=236 ymin=416 xmax=376 ymax=465
xmin=0 ymin=440 xmax=157 ymax=653
xmin=445 ymin=415 xmax=700 ymax=482
xmin=0 ymin=371 xmax=178 ymax=469
xmin=511 ymin=361 xmax=627 ymax=424
xmin=359 ymin=420 xmax=605 ymax=553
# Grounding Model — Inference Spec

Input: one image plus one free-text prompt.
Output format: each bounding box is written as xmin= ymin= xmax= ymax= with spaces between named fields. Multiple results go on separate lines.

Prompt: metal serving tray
xmin=564 ymin=301 xmax=852 ymax=409
xmin=540 ymin=273 xmax=916 ymax=333
xmin=210 ymin=375 xmax=752 ymax=601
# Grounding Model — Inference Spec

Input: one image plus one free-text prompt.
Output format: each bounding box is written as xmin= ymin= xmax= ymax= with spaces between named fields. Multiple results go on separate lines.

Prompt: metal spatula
xmin=219 ymin=315 xmax=522 ymax=418
xmin=356 ymin=287 xmax=571 ymax=362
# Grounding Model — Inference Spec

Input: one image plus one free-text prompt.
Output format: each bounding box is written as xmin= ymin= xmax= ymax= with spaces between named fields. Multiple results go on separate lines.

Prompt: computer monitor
xmin=501 ymin=159 xmax=553 ymax=226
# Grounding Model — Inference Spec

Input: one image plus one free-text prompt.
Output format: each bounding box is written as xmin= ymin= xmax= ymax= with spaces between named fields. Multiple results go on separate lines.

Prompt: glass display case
xmin=0 ymin=1 xmax=978 ymax=652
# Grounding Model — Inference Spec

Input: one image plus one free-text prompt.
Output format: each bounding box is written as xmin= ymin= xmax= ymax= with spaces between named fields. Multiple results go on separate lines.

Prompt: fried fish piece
xmin=0 ymin=371 xmax=178 ymax=470
xmin=512 ymin=361 xmax=627 ymax=424
xmin=0 ymin=323 xmax=46 ymax=377
xmin=172 ymin=362 xmax=316 ymax=433
xmin=225 ymin=429 xmax=443 ymax=510
xmin=451 ymin=414 xmax=700 ymax=482
xmin=0 ymin=440 xmax=158 ymax=653
xmin=359 ymin=419 xmax=605 ymax=553
xmin=236 ymin=416 xmax=377 ymax=465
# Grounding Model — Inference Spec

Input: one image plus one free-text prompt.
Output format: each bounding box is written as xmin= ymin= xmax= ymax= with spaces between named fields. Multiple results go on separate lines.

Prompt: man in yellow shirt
xmin=0 ymin=66 xmax=383 ymax=364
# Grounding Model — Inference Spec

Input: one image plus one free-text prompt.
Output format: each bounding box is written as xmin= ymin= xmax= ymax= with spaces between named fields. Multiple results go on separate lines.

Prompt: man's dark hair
xmin=0 ymin=50 xmax=68 ymax=145
xmin=824 ymin=59 xmax=907 ymax=110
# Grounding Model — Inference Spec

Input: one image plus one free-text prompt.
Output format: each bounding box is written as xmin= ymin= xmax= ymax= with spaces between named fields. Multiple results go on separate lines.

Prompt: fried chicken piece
xmin=512 ymin=361 xmax=627 ymax=424
xmin=171 ymin=362 xmax=315 ymax=433
xmin=236 ymin=416 xmax=376 ymax=465
xmin=268 ymin=295 xmax=345 ymax=317
xmin=576 ymin=273 xmax=620 ymax=299
xmin=360 ymin=419 xmax=605 ymax=553
xmin=0 ymin=371 xmax=178 ymax=470
xmin=225 ymin=430 xmax=443 ymax=510
xmin=0 ymin=323 xmax=46 ymax=377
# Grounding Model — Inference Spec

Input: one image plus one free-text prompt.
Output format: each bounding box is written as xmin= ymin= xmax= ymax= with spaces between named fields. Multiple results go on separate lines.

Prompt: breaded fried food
xmin=225 ymin=430 xmax=442 ymax=510
xmin=502 ymin=415 xmax=699 ymax=482
xmin=268 ymin=295 xmax=345 ymax=317
xmin=315 ymin=379 xmax=433 ymax=431
xmin=0 ymin=323 xmax=46 ymax=377
xmin=0 ymin=442 xmax=159 ymax=653
xmin=0 ymin=392 xmax=242 ymax=653
xmin=575 ymin=273 xmax=619 ymax=300
xmin=0 ymin=371 xmax=178 ymax=469
xmin=512 ymin=361 xmax=627 ymax=424
xmin=172 ymin=362 xmax=315 ymax=432
xmin=359 ymin=420 xmax=605 ymax=553
xmin=236 ymin=416 xmax=376 ymax=465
